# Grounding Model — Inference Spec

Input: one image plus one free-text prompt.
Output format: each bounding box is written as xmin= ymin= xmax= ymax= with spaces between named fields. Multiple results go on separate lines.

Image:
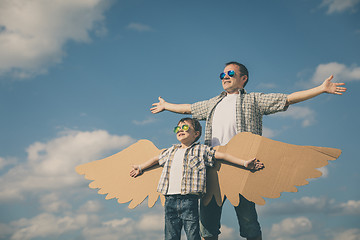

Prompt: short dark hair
xmin=177 ymin=117 xmax=202 ymax=142
xmin=225 ymin=61 xmax=249 ymax=88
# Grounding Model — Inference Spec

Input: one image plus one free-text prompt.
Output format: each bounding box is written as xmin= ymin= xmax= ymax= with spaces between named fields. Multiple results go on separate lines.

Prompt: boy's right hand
xmin=130 ymin=165 xmax=142 ymax=178
xmin=150 ymin=96 xmax=166 ymax=114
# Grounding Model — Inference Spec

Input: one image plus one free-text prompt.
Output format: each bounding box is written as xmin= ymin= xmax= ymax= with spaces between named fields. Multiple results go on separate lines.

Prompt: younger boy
xmin=130 ymin=118 xmax=263 ymax=240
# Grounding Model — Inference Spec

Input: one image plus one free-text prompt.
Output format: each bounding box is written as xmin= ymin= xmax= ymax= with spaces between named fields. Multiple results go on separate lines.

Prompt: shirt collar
xmin=173 ymin=141 xmax=200 ymax=149
xmin=220 ymin=88 xmax=246 ymax=97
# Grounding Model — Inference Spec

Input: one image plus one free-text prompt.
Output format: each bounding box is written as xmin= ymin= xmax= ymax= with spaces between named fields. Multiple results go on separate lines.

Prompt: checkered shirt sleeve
xmin=236 ymin=92 xmax=289 ymax=135
xmin=252 ymin=92 xmax=289 ymax=115
xmin=191 ymin=95 xmax=222 ymax=121
xmin=157 ymin=147 xmax=174 ymax=195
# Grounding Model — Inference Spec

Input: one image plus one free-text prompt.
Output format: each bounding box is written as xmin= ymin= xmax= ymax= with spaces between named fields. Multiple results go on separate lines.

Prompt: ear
xmin=241 ymin=74 xmax=248 ymax=83
xmin=239 ymin=74 xmax=248 ymax=88
xmin=195 ymin=131 xmax=200 ymax=138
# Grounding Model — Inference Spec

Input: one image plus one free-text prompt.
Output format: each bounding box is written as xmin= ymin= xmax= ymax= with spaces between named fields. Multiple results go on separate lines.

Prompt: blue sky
xmin=0 ymin=0 xmax=359 ymax=239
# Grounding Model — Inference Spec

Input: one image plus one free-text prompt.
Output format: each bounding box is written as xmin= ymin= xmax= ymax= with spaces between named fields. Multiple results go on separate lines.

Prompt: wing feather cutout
xmin=203 ymin=132 xmax=341 ymax=206
xmin=76 ymin=140 xmax=165 ymax=209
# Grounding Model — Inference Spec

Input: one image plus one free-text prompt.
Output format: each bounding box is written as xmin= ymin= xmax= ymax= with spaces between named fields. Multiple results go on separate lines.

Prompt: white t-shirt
xmin=167 ymin=148 xmax=186 ymax=195
xmin=211 ymin=94 xmax=238 ymax=147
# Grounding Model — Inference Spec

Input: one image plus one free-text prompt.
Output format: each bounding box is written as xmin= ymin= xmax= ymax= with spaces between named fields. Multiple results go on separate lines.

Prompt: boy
xmin=130 ymin=118 xmax=263 ymax=240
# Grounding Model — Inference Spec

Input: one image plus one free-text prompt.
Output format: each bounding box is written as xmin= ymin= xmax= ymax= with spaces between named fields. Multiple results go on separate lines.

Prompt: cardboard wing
xmin=76 ymin=140 xmax=165 ymax=209
xmin=203 ymin=132 xmax=342 ymax=206
xmin=76 ymin=132 xmax=341 ymax=209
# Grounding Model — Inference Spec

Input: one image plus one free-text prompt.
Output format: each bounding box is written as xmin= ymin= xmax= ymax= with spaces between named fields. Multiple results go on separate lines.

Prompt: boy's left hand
xmin=244 ymin=158 xmax=264 ymax=171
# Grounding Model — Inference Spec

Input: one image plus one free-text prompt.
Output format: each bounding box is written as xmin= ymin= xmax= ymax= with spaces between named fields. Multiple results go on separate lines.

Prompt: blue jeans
xmin=165 ymin=194 xmax=201 ymax=240
xmin=200 ymin=195 xmax=261 ymax=239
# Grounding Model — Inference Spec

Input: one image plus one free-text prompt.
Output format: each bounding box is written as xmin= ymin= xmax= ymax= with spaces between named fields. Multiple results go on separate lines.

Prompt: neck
xmin=180 ymin=141 xmax=194 ymax=148
xmin=226 ymin=88 xmax=242 ymax=95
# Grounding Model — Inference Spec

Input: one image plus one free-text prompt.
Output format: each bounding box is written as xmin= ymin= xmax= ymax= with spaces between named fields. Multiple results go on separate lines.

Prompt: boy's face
xmin=175 ymin=120 xmax=199 ymax=146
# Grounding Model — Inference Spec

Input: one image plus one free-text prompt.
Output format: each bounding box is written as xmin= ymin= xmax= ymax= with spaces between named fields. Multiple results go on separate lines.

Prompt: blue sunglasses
xmin=219 ymin=70 xmax=235 ymax=80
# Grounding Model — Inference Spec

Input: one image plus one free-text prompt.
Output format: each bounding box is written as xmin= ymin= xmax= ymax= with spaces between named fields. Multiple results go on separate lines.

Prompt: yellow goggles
xmin=174 ymin=124 xmax=190 ymax=134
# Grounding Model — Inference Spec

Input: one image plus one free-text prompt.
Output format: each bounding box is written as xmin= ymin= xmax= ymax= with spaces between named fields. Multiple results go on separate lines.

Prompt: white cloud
xmin=0 ymin=129 xmax=135 ymax=202
xmin=82 ymin=214 xmax=163 ymax=240
xmin=103 ymin=218 xmax=133 ymax=228
xmin=320 ymin=0 xmax=360 ymax=14
xmin=82 ymin=226 xmax=126 ymax=240
xmin=138 ymin=214 xmax=164 ymax=231
xmin=333 ymin=228 xmax=360 ymax=240
xmin=0 ymin=157 xmax=7 ymax=170
xmin=219 ymin=225 xmax=236 ymax=239
xmin=78 ymin=200 xmax=103 ymax=213
xmin=40 ymin=193 xmax=71 ymax=213
xmin=133 ymin=116 xmax=157 ymax=125
xmin=273 ymin=106 xmax=316 ymax=127
xmin=6 ymin=211 xmax=147 ymax=240
xmin=258 ymin=196 xmax=329 ymax=215
xmin=270 ymin=217 xmax=312 ymax=238
xmin=256 ymin=82 xmax=277 ymax=89
xmin=317 ymin=166 xmax=329 ymax=178
xmin=0 ymin=0 xmax=111 ymax=79
xmin=127 ymin=22 xmax=153 ymax=32
xmin=259 ymin=196 xmax=360 ymax=216
xmin=0 ymin=223 xmax=14 ymax=240
xmin=5 ymin=209 xmax=166 ymax=240
xmin=0 ymin=156 xmax=17 ymax=170
xmin=0 ymin=157 xmax=5 ymax=169
xmin=311 ymin=62 xmax=360 ymax=85
xmin=262 ymin=127 xmax=278 ymax=138
xmin=292 ymin=196 xmax=330 ymax=209
xmin=337 ymin=200 xmax=360 ymax=215
xmin=10 ymin=213 xmax=90 ymax=240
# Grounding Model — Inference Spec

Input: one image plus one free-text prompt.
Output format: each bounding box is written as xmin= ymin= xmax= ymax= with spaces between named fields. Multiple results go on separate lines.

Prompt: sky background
xmin=0 ymin=0 xmax=360 ymax=239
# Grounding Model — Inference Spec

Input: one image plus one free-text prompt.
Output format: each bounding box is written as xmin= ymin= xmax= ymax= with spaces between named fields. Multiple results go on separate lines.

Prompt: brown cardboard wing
xmin=203 ymin=132 xmax=342 ymax=206
xmin=76 ymin=139 xmax=165 ymax=209
xmin=76 ymin=132 xmax=341 ymax=209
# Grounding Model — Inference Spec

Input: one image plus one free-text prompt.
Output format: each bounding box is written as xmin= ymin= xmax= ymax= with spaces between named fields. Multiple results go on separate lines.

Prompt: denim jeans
xmin=200 ymin=195 xmax=261 ymax=239
xmin=164 ymin=194 xmax=201 ymax=240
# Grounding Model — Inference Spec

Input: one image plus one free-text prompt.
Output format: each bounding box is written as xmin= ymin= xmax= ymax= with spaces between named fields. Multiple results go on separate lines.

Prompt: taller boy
xmin=150 ymin=61 xmax=347 ymax=240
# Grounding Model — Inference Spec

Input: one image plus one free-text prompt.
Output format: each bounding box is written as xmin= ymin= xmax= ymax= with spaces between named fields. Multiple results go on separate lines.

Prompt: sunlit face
xmin=176 ymin=121 xmax=199 ymax=146
xmin=221 ymin=64 xmax=248 ymax=94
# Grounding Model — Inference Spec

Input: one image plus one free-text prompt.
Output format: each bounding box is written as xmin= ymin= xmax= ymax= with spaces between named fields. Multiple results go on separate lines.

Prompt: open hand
xmin=321 ymin=75 xmax=347 ymax=95
xmin=130 ymin=165 xmax=142 ymax=178
xmin=150 ymin=96 xmax=166 ymax=114
xmin=244 ymin=158 xmax=264 ymax=171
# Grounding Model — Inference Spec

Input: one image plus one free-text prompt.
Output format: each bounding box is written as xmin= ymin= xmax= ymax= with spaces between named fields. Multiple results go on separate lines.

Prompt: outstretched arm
xmin=286 ymin=75 xmax=347 ymax=105
xmin=214 ymin=151 xmax=264 ymax=170
xmin=150 ymin=96 xmax=192 ymax=114
xmin=130 ymin=156 xmax=160 ymax=178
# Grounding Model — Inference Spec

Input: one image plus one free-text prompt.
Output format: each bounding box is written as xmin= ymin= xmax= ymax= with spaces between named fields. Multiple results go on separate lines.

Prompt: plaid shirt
xmin=157 ymin=142 xmax=216 ymax=195
xmin=191 ymin=89 xmax=289 ymax=146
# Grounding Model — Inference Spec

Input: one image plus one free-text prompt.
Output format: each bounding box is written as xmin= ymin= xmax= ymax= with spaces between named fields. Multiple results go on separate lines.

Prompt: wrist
xmin=163 ymin=102 xmax=169 ymax=110
xmin=318 ymin=83 xmax=327 ymax=93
